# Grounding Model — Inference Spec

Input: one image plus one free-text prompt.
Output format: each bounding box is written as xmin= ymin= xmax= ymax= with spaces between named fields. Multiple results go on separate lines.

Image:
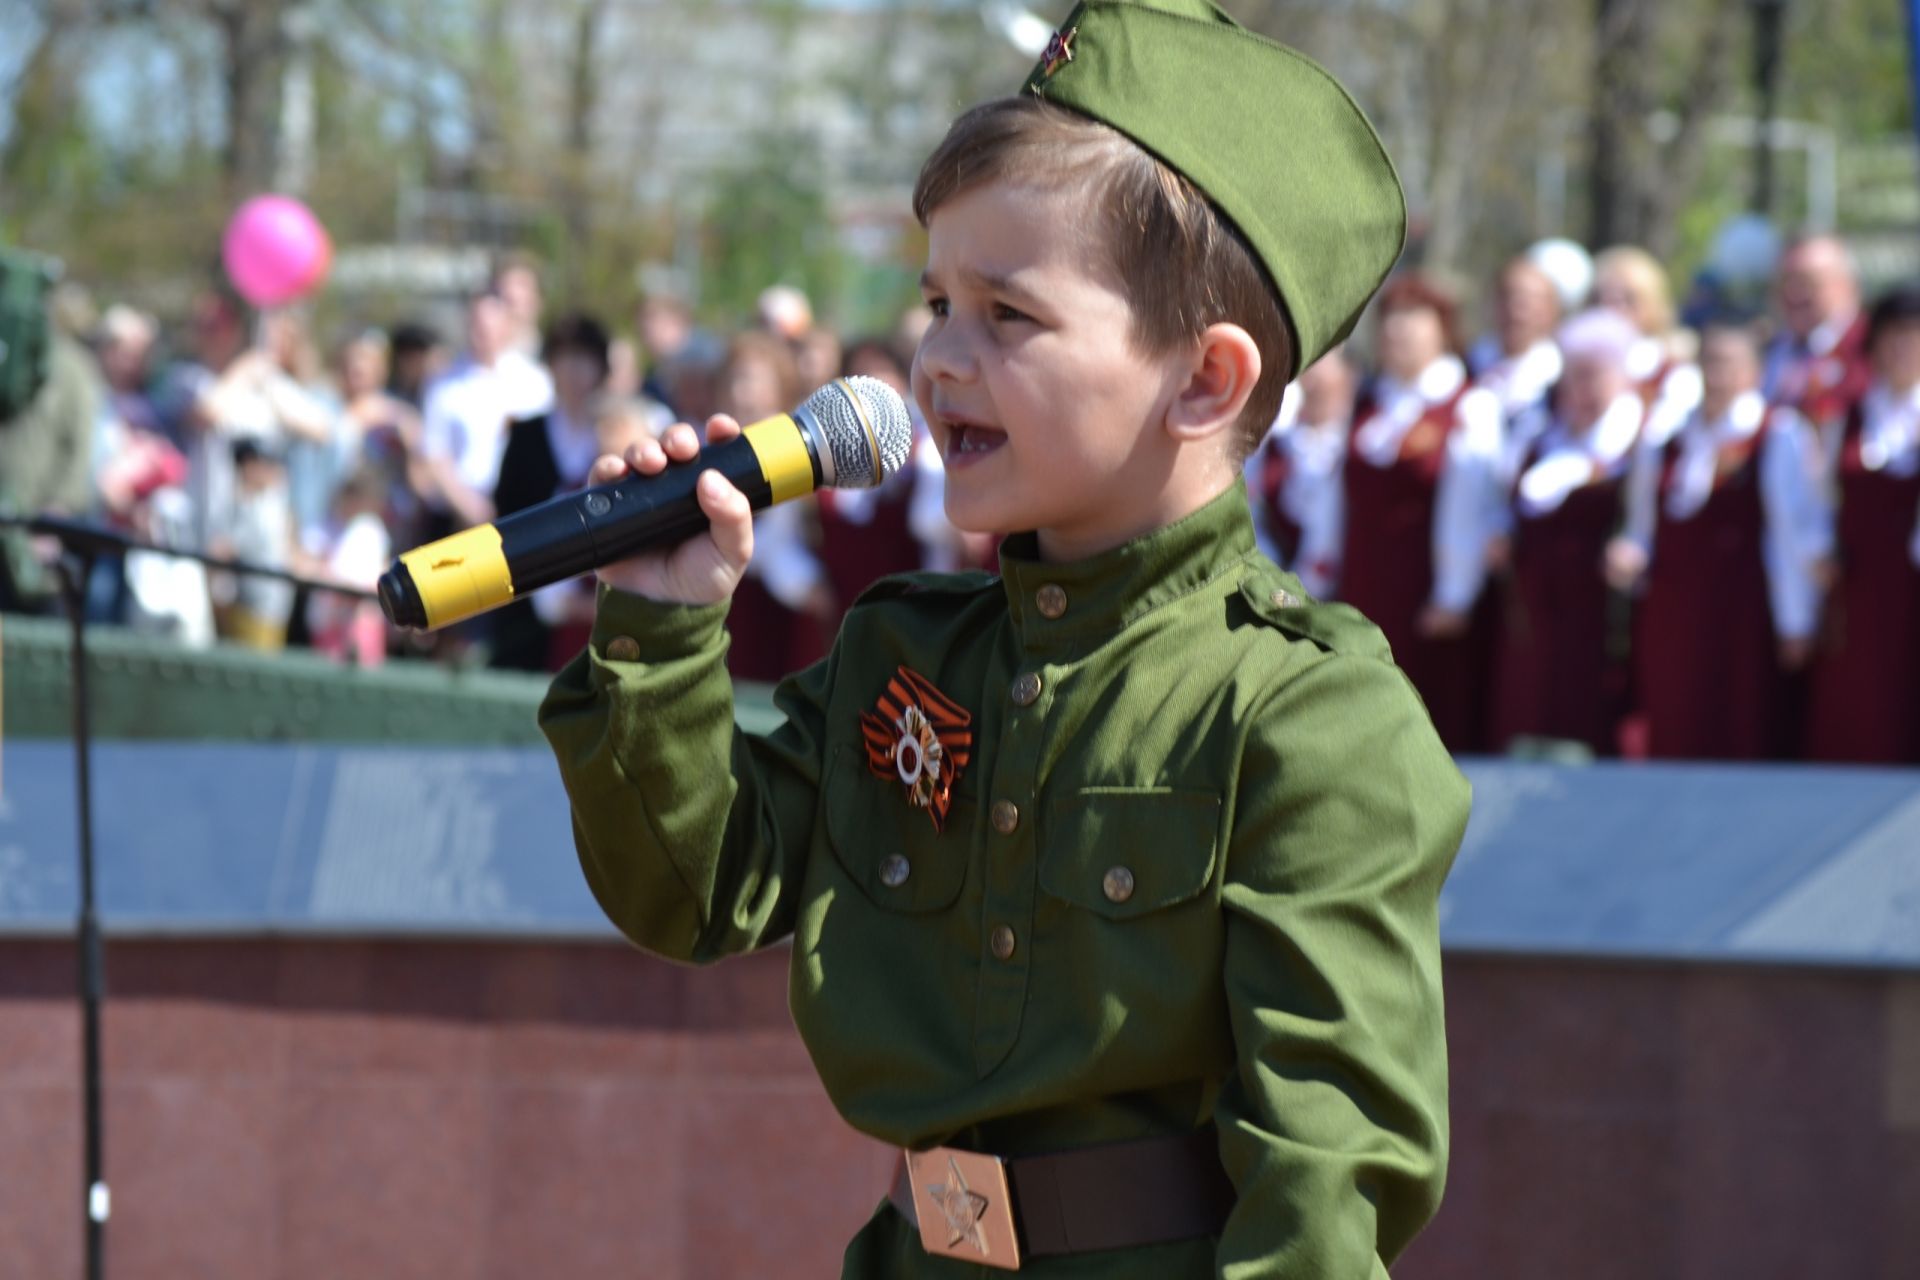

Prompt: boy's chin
xmin=943 ymin=490 xmax=1022 ymax=539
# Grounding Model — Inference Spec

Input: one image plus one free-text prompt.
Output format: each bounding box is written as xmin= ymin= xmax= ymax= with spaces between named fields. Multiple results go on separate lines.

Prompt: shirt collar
xmin=997 ymin=480 xmax=1258 ymax=650
xmin=1801 ymin=309 xmax=1856 ymax=357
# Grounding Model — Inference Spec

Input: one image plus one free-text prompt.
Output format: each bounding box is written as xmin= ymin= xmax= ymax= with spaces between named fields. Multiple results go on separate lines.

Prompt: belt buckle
xmin=905 ymin=1145 xmax=1023 ymax=1271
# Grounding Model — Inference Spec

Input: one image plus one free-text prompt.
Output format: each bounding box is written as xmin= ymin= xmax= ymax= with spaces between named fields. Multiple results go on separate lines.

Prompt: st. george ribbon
xmin=377 ymin=375 xmax=914 ymax=632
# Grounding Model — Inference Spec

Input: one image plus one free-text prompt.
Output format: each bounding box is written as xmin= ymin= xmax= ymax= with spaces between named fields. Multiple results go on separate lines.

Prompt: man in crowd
xmin=1763 ymin=233 xmax=1870 ymax=423
xmin=418 ymin=291 xmax=553 ymax=532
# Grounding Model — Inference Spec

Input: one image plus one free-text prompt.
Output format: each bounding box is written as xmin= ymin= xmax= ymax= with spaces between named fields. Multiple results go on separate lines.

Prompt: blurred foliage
xmin=0 ymin=0 xmax=1912 ymax=345
xmin=698 ymin=132 xmax=845 ymax=328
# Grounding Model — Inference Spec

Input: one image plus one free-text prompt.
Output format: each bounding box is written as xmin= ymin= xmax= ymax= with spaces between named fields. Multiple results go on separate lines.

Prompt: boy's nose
xmin=915 ymin=319 xmax=976 ymax=384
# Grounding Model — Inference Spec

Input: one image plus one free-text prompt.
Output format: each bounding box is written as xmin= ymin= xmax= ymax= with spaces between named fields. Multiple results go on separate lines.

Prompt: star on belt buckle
xmin=906 ymin=1146 xmax=1022 ymax=1270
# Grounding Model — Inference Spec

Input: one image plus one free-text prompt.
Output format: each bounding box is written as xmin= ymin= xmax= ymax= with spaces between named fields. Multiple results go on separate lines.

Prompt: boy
xmin=539 ymin=3 xmax=1470 ymax=1276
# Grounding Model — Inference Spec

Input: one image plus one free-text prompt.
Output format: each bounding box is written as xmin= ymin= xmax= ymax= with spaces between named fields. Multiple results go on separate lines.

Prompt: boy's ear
xmin=1164 ymin=323 xmax=1262 ymax=445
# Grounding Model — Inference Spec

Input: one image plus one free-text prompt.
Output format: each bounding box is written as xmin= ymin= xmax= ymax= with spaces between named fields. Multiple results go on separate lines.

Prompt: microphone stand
xmin=1 ymin=514 xmax=374 ymax=1280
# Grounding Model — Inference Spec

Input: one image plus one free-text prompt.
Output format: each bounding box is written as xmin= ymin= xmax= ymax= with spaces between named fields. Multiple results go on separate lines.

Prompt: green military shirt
xmin=540 ymin=481 xmax=1470 ymax=1278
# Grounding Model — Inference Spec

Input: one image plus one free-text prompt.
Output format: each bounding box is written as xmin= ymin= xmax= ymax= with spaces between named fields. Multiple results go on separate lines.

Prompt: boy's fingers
xmin=626 ymin=438 xmax=668 ymax=476
xmin=705 ymin=413 xmax=743 ymax=444
xmin=588 ymin=454 xmax=629 ymax=486
xmin=697 ymin=469 xmax=753 ymax=568
xmin=662 ymin=423 xmax=701 ymax=461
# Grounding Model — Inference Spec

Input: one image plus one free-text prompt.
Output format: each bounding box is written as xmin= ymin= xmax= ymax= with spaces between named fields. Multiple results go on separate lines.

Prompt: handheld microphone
xmin=377 ymin=375 xmax=913 ymax=631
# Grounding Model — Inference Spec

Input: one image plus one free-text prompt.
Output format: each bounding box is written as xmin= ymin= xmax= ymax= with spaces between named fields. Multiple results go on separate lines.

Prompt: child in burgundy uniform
xmin=1806 ymin=286 xmax=1920 ymax=764
xmin=1492 ymin=308 xmax=1648 ymax=755
xmin=1607 ymin=321 xmax=1829 ymax=759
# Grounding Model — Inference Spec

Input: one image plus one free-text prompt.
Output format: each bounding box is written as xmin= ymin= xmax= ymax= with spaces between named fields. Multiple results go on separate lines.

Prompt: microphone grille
xmin=803 ymin=376 xmax=913 ymax=489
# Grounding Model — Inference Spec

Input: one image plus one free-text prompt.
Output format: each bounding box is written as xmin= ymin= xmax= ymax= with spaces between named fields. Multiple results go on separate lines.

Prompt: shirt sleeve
xmin=537 ymin=583 xmax=832 ymax=963
xmin=1215 ymin=653 xmax=1468 ymax=1278
xmin=1429 ymin=389 xmax=1504 ymax=611
xmin=1760 ymin=412 xmax=1833 ymax=641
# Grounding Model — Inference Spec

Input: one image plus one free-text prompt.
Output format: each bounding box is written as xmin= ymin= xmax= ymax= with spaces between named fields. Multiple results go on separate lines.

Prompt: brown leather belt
xmin=887 ymin=1127 xmax=1233 ymax=1271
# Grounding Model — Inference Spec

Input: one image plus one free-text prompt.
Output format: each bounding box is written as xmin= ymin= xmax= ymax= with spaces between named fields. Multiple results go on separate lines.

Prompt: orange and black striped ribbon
xmin=859 ymin=666 xmax=973 ymax=831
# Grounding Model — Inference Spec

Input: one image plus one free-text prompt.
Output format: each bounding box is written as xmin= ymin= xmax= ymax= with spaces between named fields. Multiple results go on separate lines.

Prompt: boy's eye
xmin=925 ymin=297 xmax=949 ymax=319
xmin=993 ymin=303 xmax=1031 ymax=323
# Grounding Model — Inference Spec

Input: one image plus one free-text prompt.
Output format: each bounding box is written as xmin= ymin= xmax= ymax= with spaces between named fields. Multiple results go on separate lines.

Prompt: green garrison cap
xmin=1022 ymin=0 xmax=1407 ymax=374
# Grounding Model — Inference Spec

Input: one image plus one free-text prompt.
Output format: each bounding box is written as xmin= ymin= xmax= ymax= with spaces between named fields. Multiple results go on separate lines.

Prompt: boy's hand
xmin=591 ymin=414 xmax=754 ymax=605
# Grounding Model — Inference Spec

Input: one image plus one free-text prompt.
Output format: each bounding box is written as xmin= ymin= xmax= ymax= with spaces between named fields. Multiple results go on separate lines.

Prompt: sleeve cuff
xmin=589 ymin=581 xmax=730 ymax=666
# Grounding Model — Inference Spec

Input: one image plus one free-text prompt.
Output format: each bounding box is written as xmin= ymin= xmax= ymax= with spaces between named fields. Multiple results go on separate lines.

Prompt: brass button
xmin=879 ymin=854 xmax=910 ymax=888
xmin=1035 ymin=583 xmax=1069 ymax=620
xmin=1102 ymin=866 xmax=1136 ymax=904
xmin=605 ymin=635 xmax=642 ymax=662
xmin=1011 ymin=672 xmax=1042 ymax=707
xmin=990 ymin=925 xmax=1017 ymax=960
xmin=991 ymin=800 xmax=1021 ymax=835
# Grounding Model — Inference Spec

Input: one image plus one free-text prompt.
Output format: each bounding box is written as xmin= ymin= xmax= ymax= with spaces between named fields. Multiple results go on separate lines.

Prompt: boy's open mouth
xmin=944 ymin=421 xmax=1007 ymax=461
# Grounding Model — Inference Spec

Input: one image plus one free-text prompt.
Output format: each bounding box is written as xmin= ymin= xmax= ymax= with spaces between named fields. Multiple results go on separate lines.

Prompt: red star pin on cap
xmin=1042 ymin=26 xmax=1077 ymax=77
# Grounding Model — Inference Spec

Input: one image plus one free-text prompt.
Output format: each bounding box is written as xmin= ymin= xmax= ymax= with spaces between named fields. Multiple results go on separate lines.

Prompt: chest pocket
xmin=821 ymin=745 xmax=973 ymax=913
xmin=1038 ymin=787 xmax=1222 ymax=920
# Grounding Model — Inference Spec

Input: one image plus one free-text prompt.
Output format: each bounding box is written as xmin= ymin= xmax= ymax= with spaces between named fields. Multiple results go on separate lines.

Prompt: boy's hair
xmin=913 ymin=97 xmax=1293 ymax=458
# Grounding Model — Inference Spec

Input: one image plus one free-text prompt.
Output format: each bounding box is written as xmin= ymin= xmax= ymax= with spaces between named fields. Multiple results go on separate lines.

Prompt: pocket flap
xmin=822 ymin=745 xmax=971 ymax=913
xmin=1039 ymin=787 xmax=1221 ymax=920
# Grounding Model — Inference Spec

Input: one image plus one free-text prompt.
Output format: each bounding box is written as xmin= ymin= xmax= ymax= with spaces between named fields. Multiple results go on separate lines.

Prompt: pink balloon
xmin=222 ymin=195 xmax=332 ymax=307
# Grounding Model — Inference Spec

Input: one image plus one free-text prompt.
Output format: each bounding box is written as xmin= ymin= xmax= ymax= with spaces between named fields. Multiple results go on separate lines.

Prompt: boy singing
xmin=540 ymin=3 xmax=1470 ymax=1274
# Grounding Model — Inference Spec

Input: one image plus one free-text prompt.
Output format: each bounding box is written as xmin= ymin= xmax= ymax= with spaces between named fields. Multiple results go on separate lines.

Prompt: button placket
xmin=972 ymin=658 xmax=1049 ymax=1077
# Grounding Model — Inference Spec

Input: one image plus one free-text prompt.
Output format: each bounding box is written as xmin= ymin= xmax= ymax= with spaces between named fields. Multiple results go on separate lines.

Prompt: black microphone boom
xmin=377 ymin=376 xmax=912 ymax=632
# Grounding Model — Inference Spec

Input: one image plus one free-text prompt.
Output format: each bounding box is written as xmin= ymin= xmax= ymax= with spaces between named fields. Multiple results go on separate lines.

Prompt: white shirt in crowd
xmin=1836 ymin=381 xmax=1920 ymax=570
xmin=306 ymin=511 xmax=393 ymax=639
xmin=1243 ymin=384 xmax=1346 ymax=600
xmin=420 ymin=350 xmax=554 ymax=505
xmin=1466 ymin=336 xmax=1563 ymax=421
xmin=1762 ymin=308 xmax=1860 ymax=404
xmin=1350 ymin=356 xmax=1507 ymax=614
xmin=1617 ymin=389 xmax=1832 ymax=640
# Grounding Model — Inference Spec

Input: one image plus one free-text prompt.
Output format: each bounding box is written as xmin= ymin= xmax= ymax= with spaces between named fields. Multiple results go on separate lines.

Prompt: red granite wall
xmin=0 ymin=940 xmax=1914 ymax=1278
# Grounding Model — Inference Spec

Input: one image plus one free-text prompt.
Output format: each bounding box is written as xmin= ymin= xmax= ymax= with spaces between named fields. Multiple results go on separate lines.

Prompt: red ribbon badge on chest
xmin=860 ymin=667 xmax=973 ymax=831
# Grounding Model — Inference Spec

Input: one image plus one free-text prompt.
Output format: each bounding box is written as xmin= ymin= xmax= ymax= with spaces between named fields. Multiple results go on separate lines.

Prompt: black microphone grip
xmin=378 ymin=420 xmax=822 ymax=631
xmin=507 ymin=434 xmax=772 ymax=591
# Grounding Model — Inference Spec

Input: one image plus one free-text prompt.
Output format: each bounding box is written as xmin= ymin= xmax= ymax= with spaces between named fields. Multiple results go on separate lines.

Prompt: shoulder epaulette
xmin=1236 ymin=564 xmax=1393 ymax=663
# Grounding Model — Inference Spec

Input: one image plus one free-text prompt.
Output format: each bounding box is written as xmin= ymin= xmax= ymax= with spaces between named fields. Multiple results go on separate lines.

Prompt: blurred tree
xmin=2 ymin=0 xmax=1909 ymax=341
xmin=1587 ymin=0 xmax=1746 ymax=259
xmin=699 ymin=130 xmax=844 ymax=326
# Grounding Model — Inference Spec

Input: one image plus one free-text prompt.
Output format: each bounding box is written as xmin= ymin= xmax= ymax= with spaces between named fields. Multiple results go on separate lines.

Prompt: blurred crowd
xmin=0 ymin=256 xmax=988 ymax=684
xmin=2 ymin=233 xmax=1918 ymax=765
xmin=1250 ymin=235 xmax=1920 ymax=766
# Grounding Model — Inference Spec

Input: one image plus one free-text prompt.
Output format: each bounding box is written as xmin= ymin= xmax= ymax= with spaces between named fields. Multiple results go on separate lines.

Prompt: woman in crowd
xmin=491 ymin=312 xmax=617 ymax=672
xmin=1248 ymin=347 xmax=1352 ymax=601
xmin=1492 ymin=308 xmax=1649 ymax=755
xmin=1340 ymin=273 xmax=1503 ymax=751
xmin=329 ymin=331 xmax=427 ymax=552
xmin=1805 ymin=286 xmax=1920 ymax=764
xmin=814 ymin=337 xmax=935 ymax=627
xmin=1608 ymin=320 xmax=1829 ymax=759
xmin=716 ymin=330 xmax=834 ymax=683
xmin=1466 ymin=254 xmax=1564 ymax=422
xmin=1593 ymin=245 xmax=1701 ymax=418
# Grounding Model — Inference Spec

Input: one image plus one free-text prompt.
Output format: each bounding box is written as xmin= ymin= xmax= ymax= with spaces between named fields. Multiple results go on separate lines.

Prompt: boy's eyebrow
xmin=921 ymin=266 xmax=1045 ymax=309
